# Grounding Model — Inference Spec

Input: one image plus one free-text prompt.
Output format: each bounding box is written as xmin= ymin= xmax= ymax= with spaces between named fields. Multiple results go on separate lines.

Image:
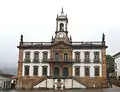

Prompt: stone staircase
xmin=73 ymin=77 xmax=108 ymax=88
xmin=21 ymin=76 xmax=47 ymax=89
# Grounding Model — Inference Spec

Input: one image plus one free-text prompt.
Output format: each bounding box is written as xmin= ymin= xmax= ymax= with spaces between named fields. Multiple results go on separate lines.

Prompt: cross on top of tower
xmin=61 ymin=7 xmax=64 ymax=13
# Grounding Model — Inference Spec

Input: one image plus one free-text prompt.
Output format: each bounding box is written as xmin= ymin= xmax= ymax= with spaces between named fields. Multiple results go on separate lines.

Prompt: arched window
xmin=33 ymin=66 xmax=38 ymax=75
xmin=75 ymin=66 xmax=80 ymax=76
xmin=63 ymin=67 xmax=68 ymax=76
xmin=84 ymin=66 xmax=90 ymax=76
xmin=95 ymin=67 xmax=99 ymax=76
xmin=75 ymin=51 xmax=80 ymax=62
xmin=25 ymin=52 xmax=31 ymax=62
xmin=43 ymin=51 xmax=48 ymax=61
xmin=94 ymin=51 xmax=99 ymax=62
xmin=34 ymin=51 xmax=39 ymax=62
xmin=24 ymin=65 xmax=30 ymax=75
xmin=55 ymin=52 xmax=59 ymax=60
xmin=42 ymin=66 xmax=48 ymax=76
xmin=60 ymin=23 xmax=64 ymax=31
xmin=84 ymin=51 xmax=90 ymax=62
xmin=54 ymin=67 xmax=59 ymax=77
xmin=64 ymin=53 xmax=68 ymax=61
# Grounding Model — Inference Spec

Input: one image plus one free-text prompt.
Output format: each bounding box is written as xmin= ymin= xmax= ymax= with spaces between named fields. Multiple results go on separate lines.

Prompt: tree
xmin=106 ymin=55 xmax=115 ymax=78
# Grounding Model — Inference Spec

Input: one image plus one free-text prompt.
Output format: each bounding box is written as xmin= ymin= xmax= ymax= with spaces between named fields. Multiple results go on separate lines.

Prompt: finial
xmin=51 ymin=36 xmax=54 ymax=43
xmin=61 ymin=7 xmax=64 ymax=13
xmin=102 ymin=33 xmax=105 ymax=44
xmin=52 ymin=36 xmax=53 ymax=40
xmin=20 ymin=34 xmax=23 ymax=44
xmin=70 ymin=35 xmax=72 ymax=42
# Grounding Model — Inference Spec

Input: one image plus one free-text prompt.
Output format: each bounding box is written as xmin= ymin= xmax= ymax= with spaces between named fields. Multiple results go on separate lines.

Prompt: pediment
xmin=50 ymin=41 xmax=72 ymax=49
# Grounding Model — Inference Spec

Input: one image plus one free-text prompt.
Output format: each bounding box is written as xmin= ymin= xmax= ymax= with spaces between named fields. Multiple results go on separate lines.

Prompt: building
xmin=113 ymin=52 xmax=120 ymax=82
xmin=17 ymin=8 xmax=108 ymax=89
xmin=0 ymin=71 xmax=15 ymax=90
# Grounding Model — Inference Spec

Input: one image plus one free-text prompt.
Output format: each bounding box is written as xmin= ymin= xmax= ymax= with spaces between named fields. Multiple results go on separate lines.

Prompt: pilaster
xmin=102 ymin=48 xmax=107 ymax=79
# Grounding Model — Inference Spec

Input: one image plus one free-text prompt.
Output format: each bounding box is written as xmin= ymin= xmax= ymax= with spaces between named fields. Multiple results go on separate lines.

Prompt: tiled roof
xmin=113 ymin=52 xmax=120 ymax=58
xmin=0 ymin=71 xmax=16 ymax=78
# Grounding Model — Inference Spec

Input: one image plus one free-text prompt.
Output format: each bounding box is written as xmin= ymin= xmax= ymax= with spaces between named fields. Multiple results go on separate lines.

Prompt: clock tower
xmin=51 ymin=8 xmax=72 ymax=43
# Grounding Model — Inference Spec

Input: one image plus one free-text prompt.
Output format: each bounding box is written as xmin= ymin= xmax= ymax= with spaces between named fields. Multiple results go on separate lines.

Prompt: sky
xmin=0 ymin=0 xmax=120 ymax=68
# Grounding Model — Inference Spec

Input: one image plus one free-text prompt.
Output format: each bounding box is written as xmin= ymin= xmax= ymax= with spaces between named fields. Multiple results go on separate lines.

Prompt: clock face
xmin=59 ymin=33 xmax=64 ymax=38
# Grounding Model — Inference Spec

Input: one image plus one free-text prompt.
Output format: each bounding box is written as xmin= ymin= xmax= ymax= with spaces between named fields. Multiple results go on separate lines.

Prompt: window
xmin=94 ymin=52 xmax=99 ymax=62
xmin=75 ymin=52 xmax=80 ymax=62
xmin=63 ymin=67 xmax=69 ymax=76
xmin=95 ymin=67 xmax=99 ymax=76
xmin=24 ymin=66 xmax=29 ymax=75
xmin=60 ymin=23 xmax=64 ymax=31
xmin=25 ymin=52 xmax=30 ymax=62
xmin=75 ymin=67 xmax=80 ymax=76
xmin=64 ymin=53 xmax=68 ymax=61
xmin=42 ymin=66 xmax=47 ymax=76
xmin=85 ymin=67 xmax=90 ymax=76
xmin=55 ymin=53 xmax=59 ymax=60
xmin=43 ymin=52 xmax=48 ymax=61
xmin=84 ymin=52 xmax=90 ymax=62
xmin=115 ymin=63 xmax=117 ymax=69
xmin=34 ymin=52 xmax=39 ymax=62
xmin=33 ymin=66 xmax=38 ymax=75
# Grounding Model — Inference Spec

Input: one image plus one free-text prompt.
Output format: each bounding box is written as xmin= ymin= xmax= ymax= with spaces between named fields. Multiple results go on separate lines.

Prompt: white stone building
xmin=17 ymin=8 xmax=108 ymax=89
xmin=113 ymin=52 xmax=120 ymax=81
xmin=0 ymin=71 xmax=14 ymax=90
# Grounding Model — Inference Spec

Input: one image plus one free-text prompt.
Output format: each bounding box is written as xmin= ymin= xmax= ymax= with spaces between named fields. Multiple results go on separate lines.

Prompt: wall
xmin=114 ymin=56 xmax=120 ymax=76
xmin=22 ymin=49 xmax=50 ymax=76
xmin=22 ymin=63 xmax=50 ymax=76
xmin=33 ymin=78 xmax=86 ymax=89
xmin=72 ymin=49 xmax=102 ymax=77
xmin=23 ymin=49 xmax=50 ymax=61
xmin=73 ymin=63 xmax=102 ymax=77
xmin=0 ymin=76 xmax=11 ymax=89
xmin=72 ymin=49 xmax=102 ymax=62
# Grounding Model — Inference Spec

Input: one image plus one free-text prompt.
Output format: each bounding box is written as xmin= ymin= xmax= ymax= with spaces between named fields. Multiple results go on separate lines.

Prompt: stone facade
xmin=17 ymin=8 xmax=108 ymax=89
xmin=113 ymin=52 xmax=120 ymax=81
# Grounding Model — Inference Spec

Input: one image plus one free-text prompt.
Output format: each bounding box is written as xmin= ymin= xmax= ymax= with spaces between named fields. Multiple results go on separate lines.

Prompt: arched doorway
xmin=54 ymin=67 xmax=59 ymax=77
xmin=63 ymin=67 xmax=68 ymax=77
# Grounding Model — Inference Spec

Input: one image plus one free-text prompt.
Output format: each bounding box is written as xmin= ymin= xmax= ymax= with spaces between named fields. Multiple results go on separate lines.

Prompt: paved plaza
xmin=0 ymin=85 xmax=119 ymax=92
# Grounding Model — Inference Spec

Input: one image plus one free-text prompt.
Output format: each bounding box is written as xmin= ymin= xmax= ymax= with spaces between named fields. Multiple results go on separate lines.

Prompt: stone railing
xmin=22 ymin=42 xmax=51 ymax=46
xmin=72 ymin=41 xmax=103 ymax=45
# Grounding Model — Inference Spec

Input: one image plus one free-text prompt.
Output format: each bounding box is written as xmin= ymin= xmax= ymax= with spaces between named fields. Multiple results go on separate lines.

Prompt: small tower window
xmin=60 ymin=23 xmax=64 ymax=31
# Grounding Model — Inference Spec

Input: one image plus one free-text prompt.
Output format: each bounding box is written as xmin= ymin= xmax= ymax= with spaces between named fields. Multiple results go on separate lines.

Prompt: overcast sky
xmin=0 ymin=0 xmax=120 ymax=68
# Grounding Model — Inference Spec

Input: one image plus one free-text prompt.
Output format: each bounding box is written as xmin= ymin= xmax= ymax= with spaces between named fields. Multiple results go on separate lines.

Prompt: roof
xmin=0 ymin=71 xmax=16 ymax=78
xmin=18 ymin=41 xmax=107 ymax=49
xmin=113 ymin=52 xmax=120 ymax=58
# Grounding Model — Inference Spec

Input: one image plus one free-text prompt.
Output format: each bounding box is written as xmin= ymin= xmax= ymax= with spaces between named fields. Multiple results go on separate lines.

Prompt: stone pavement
xmin=0 ymin=86 xmax=120 ymax=92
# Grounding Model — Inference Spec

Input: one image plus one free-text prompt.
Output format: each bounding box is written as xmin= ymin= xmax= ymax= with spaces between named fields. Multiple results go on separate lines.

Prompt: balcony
xmin=74 ymin=59 xmax=81 ymax=62
xmin=42 ymin=59 xmax=49 ymax=62
xmin=93 ymin=59 xmax=100 ymax=63
xmin=49 ymin=58 xmax=73 ymax=63
xmin=24 ymin=59 xmax=31 ymax=63
xmin=84 ymin=59 xmax=90 ymax=63
xmin=33 ymin=59 xmax=40 ymax=63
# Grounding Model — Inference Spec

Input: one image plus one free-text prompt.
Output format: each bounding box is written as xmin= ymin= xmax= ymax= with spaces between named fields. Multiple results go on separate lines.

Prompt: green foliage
xmin=106 ymin=55 xmax=114 ymax=72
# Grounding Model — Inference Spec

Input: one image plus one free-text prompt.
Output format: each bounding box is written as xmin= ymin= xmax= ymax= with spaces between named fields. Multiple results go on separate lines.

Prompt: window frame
xmin=24 ymin=65 xmax=30 ymax=76
xmin=84 ymin=66 xmax=90 ymax=76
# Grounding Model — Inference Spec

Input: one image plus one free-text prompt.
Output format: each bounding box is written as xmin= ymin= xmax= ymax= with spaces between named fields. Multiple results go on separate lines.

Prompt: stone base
xmin=16 ymin=76 xmax=47 ymax=89
xmin=74 ymin=77 xmax=108 ymax=88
